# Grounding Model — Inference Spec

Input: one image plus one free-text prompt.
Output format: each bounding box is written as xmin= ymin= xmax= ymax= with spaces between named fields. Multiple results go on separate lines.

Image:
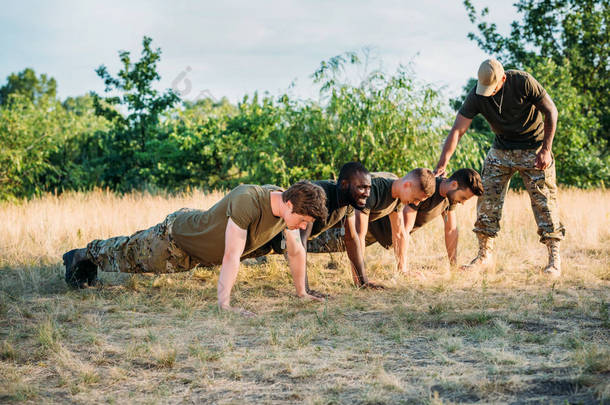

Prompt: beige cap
xmin=476 ymin=59 xmax=504 ymax=96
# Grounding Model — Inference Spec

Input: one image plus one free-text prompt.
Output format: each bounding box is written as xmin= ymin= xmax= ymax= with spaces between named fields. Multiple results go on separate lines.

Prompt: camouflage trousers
xmin=245 ymin=228 xmax=351 ymax=257
xmin=87 ymin=209 xmax=199 ymax=274
xmin=474 ymin=147 xmax=565 ymax=242
xmin=307 ymin=228 xmax=348 ymax=253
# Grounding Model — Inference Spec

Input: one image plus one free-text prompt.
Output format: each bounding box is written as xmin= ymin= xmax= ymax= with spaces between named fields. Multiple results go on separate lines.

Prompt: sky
xmin=0 ymin=0 xmax=520 ymax=104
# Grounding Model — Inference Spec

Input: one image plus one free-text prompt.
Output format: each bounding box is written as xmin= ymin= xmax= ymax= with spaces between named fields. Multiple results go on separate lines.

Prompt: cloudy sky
xmin=0 ymin=0 xmax=519 ymax=103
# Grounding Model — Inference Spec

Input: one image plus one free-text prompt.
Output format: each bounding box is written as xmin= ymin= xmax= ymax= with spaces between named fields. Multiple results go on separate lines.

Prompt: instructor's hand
xmin=535 ymin=148 xmax=552 ymax=170
xmin=433 ymin=164 xmax=447 ymax=177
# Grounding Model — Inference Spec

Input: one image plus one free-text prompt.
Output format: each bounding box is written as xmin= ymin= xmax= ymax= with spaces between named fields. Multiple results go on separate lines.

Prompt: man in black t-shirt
xmin=434 ymin=59 xmax=565 ymax=277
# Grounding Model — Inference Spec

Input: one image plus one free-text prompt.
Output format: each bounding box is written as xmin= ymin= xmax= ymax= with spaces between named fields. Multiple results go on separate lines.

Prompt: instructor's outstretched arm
xmin=434 ymin=113 xmax=472 ymax=177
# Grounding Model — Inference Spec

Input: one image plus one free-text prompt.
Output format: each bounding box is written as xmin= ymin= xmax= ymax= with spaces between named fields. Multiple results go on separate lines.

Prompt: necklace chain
xmin=491 ymin=84 xmax=504 ymax=115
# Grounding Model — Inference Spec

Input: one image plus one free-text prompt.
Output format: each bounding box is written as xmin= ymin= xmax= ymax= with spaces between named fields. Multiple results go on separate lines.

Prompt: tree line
xmin=1 ymin=0 xmax=607 ymax=201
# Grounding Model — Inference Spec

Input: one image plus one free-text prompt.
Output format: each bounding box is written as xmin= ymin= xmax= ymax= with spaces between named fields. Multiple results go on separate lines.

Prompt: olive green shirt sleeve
xmin=345 ymin=205 xmax=354 ymax=217
xmin=226 ymin=192 xmax=257 ymax=230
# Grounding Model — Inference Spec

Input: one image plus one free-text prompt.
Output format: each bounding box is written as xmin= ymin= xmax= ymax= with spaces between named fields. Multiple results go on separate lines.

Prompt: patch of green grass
xmin=460 ymin=312 xmax=495 ymax=326
xmin=188 ymin=345 xmax=223 ymax=362
xmin=573 ymin=344 xmax=610 ymax=374
xmin=428 ymin=302 xmax=451 ymax=316
xmin=0 ymin=340 xmax=17 ymax=361
xmin=153 ymin=346 xmax=177 ymax=369
xmin=36 ymin=318 xmax=61 ymax=354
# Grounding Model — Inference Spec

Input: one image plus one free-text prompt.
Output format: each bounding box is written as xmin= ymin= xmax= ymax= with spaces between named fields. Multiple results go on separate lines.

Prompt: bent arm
xmin=535 ymin=93 xmax=558 ymax=152
xmin=443 ymin=210 xmax=458 ymax=267
xmin=217 ymin=218 xmax=247 ymax=309
xmin=434 ymin=113 xmax=472 ymax=176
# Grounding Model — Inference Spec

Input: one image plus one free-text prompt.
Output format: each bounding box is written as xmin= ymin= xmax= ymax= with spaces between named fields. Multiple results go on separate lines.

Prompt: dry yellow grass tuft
xmin=0 ymin=187 xmax=608 ymax=403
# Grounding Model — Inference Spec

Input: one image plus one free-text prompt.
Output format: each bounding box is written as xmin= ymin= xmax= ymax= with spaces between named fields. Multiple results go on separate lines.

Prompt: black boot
xmin=62 ymin=249 xmax=90 ymax=289
xmin=82 ymin=260 xmax=100 ymax=287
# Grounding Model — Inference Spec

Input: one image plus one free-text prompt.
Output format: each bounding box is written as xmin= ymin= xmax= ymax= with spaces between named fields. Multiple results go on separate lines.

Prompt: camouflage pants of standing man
xmin=474 ymin=147 xmax=565 ymax=242
xmin=86 ymin=209 xmax=199 ymax=274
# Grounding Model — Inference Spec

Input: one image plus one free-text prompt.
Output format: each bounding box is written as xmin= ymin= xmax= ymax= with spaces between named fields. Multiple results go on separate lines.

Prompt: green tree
xmin=0 ymin=68 xmax=57 ymax=105
xmin=463 ymin=0 xmax=610 ymax=141
xmin=92 ymin=36 xmax=180 ymax=190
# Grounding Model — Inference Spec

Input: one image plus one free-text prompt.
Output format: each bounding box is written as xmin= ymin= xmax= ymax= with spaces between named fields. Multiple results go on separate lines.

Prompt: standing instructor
xmin=434 ymin=59 xmax=565 ymax=277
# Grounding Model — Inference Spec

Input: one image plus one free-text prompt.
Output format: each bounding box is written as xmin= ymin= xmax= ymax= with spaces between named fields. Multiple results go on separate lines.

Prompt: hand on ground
xmin=307 ymin=289 xmax=331 ymax=299
xmin=298 ymin=292 xmax=324 ymax=302
xmin=359 ymin=280 xmax=385 ymax=289
xmin=220 ymin=305 xmax=256 ymax=317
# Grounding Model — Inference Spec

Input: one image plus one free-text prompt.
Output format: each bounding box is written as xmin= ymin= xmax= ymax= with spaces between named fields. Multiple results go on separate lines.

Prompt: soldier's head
xmin=395 ymin=168 xmax=436 ymax=206
xmin=282 ymin=181 xmax=328 ymax=230
xmin=477 ymin=58 xmax=507 ymax=96
xmin=337 ymin=162 xmax=371 ymax=210
xmin=445 ymin=168 xmax=484 ymax=204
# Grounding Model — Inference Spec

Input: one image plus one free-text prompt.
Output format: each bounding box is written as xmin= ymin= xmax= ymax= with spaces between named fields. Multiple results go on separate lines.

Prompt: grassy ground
xmin=0 ymin=188 xmax=609 ymax=404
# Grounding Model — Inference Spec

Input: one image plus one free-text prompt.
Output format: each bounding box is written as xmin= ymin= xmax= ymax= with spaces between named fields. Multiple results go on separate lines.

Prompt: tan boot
xmin=461 ymin=233 xmax=494 ymax=271
xmin=542 ymin=239 xmax=561 ymax=278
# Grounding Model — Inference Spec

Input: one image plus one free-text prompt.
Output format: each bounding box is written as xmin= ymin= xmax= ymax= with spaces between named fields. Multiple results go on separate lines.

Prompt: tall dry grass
xmin=1 ymin=187 xmax=607 ymax=285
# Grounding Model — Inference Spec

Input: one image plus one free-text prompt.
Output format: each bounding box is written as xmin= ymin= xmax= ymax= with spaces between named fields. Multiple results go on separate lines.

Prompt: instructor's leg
xmin=518 ymin=149 xmax=565 ymax=276
xmin=517 ymin=150 xmax=565 ymax=242
xmin=465 ymin=148 xmax=515 ymax=269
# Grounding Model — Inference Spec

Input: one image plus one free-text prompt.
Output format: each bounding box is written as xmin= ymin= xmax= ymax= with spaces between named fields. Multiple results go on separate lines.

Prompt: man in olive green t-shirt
xmin=308 ymin=169 xmax=483 ymax=273
xmin=62 ymin=181 xmax=328 ymax=315
xmin=434 ymin=59 xmax=565 ymax=277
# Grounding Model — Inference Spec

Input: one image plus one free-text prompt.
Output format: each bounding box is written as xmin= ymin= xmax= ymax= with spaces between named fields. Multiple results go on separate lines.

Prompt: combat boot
xmin=63 ymin=248 xmax=94 ymax=288
xmin=461 ymin=233 xmax=494 ymax=270
xmin=542 ymin=239 xmax=561 ymax=278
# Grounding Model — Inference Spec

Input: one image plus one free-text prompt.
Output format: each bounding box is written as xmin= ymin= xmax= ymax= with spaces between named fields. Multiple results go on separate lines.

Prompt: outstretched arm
xmin=534 ymin=93 xmax=558 ymax=170
xmin=285 ymin=228 xmax=323 ymax=302
xmin=355 ymin=209 xmax=370 ymax=253
xmin=218 ymin=218 xmax=248 ymax=312
xmin=389 ymin=210 xmax=408 ymax=274
xmin=344 ymin=214 xmax=383 ymax=288
xmin=443 ymin=210 xmax=458 ymax=267
xmin=434 ymin=113 xmax=472 ymax=177
xmin=401 ymin=205 xmax=418 ymax=273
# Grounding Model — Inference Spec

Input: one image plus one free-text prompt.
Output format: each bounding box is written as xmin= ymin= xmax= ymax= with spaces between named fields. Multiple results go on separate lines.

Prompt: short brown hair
xmin=282 ymin=181 xmax=328 ymax=222
xmin=407 ymin=168 xmax=436 ymax=196
xmin=449 ymin=168 xmax=484 ymax=196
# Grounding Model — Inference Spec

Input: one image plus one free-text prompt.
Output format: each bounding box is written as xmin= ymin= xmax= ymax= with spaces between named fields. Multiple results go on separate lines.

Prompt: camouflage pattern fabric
xmin=474 ymin=147 xmax=565 ymax=242
xmin=306 ymin=228 xmax=347 ymax=253
xmin=87 ymin=208 xmax=198 ymax=274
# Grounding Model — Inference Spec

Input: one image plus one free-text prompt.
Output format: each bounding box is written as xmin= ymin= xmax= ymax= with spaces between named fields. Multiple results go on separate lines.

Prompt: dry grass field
xmin=0 ymin=187 xmax=609 ymax=404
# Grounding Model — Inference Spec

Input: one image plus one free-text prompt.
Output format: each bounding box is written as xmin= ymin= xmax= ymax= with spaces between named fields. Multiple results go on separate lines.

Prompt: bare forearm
xmin=438 ymin=130 xmax=461 ymax=168
xmin=445 ymin=230 xmax=458 ymax=266
xmin=345 ymin=236 xmax=368 ymax=285
xmin=393 ymin=234 xmax=408 ymax=273
xmin=217 ymin=257 xmax=241 ymax=308
xmin=287 ymin=250 xmax=308 ymax=296
xmin=541 ymin=112 xmax=557 ymax=151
